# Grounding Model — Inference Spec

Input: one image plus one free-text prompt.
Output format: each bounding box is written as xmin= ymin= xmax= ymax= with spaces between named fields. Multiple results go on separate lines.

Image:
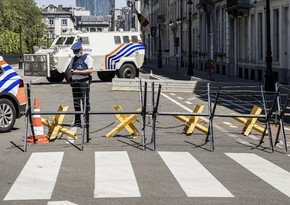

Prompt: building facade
xmin=76 ymin=0 xmax=115 ymax=16
xmin=41 ymin=5 xmax=75 ymax=39
xmin=140 ymin=0 xmax=290 ymax=84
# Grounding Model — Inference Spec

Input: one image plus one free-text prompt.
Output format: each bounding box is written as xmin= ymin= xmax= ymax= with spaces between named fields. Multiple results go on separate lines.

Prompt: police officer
xmin=68 ymin=41 xmax=94 ymax=127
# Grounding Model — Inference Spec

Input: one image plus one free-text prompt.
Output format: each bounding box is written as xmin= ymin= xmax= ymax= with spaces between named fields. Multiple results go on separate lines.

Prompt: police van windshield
xmin=64 ymin=37 xmax=75 ymax=45
xmin=55 ymin=37 xmax=66 ymax=45
xmin=55 ymin=37 xmax=75 ymax=45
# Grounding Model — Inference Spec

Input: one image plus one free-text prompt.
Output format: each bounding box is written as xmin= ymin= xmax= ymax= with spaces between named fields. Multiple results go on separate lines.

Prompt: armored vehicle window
xmin=55 ymin=37 xmax=66 ymax=45
xmin=131 ymin=36 xmax=138 ymax=44
xmin=79 ymin=37 xmax=89 ymax=45
xmin=123 ymin=36 xmax=130 ymax=43
xmin=64 ymin=37 xmax=75 ymax=45
xmin=114 ymin=36 xmax=121 ymax=45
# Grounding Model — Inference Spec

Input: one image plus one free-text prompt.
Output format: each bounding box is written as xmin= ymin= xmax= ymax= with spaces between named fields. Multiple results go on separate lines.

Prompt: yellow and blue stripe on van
xmin=105 ymin=41 xmax=145 ymax=70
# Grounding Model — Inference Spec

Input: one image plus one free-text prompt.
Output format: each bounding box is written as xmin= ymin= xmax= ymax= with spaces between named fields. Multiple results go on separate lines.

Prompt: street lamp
xmin=187 ymin=0 xmax=193 ymax=76
xmin=157 ymin=20 xmax=162 ymax=69
xmin=18 ymin=17 xmax=23 ymax=69
xmin=264 ymin=0 xmax=275 ymax=91
xmin=36 ymin=25 xmax=39 ymax=47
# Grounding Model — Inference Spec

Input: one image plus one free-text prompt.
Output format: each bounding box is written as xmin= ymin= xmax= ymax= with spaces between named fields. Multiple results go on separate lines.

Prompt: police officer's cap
xmin=71 ymin=41 xmax=82 ymax=50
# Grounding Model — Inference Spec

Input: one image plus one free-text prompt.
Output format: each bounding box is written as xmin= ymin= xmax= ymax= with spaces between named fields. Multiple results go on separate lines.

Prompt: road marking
xmin=170 ymin=93 xmax=176 ymax=96
xmin=223 ymin=121 xmax=238 ymax=128
xmin=4 ymin=152 xmax=64 ymax=200
xmin=248 ymin=134 xmax=260 ymax=141
xmin=66 ymin=127 xmax=77 ymax=144
xmin=185 ymin=101 xmax=193 ymax=105
xmin=177 ymin=96 xmax=184 ymax=100
xmin=158 ymin=152 xmax=234 ymax=197
xmin=94 ymin=151 xmax=141 ymax=198
xmin=276 ymin=140 xmax=290 ymax=148
xmin=226 ymin=153 xmax=290 ymax=197
xmin=48 ymin=201 xmax=78 ymax=205
xmin=186 ymin=96 xmax=197 ymax=101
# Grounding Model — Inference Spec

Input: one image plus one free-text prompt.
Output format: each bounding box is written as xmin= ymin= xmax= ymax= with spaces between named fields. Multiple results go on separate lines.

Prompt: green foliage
xmin=0 ymin=0 xmax=45 ymax=54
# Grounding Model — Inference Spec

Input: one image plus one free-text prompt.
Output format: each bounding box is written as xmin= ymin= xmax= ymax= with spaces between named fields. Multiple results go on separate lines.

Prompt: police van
xmin=0 ymin=56 xmax=26 ymax=132
xmin=23 ymin=30 xmax=145 ymax=82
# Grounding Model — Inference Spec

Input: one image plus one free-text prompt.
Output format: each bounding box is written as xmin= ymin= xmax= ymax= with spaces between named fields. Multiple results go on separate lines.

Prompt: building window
xmin=62 ymin=29 xmax=67 ymax=34
xmin=257 ymin=12 xmax=263 ymax=61
xmin=237 ymin=18 xmax=244 ymax=59
xmin=62 ymin=19 xmax=68 ymax=26
xmin=49 ymin=19 xmax=54 ymax=25
xmin=250 ymin=14 xmax=256 ymax=60
xmin=244 ymin=17 xmax=249 ymax=60
xmin=273 ymin=8 xmax=279 ymax=62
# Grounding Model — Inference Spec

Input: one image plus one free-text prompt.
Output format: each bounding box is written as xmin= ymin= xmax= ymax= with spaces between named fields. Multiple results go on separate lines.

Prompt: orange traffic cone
xmin=27 ymin=98 xmax=49 ymax=144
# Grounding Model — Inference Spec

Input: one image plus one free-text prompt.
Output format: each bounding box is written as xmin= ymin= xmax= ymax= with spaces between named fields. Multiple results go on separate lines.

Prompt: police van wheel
xmin=119 ymin=64 xmax=137 ymax=79
xmin=46 ymin=71 xmax=65 ymax=83
xmin=116 ymin=70 xmax=121 ymax=78
xmin=97 ymin=71 xmax=115 ymax=82
xmin=0 ymin=99 xmax=16 ymax=133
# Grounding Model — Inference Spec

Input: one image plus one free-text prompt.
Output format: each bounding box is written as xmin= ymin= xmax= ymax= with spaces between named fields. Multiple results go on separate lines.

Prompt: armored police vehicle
xmin=23 ymin=30 xmax=145 ymax=82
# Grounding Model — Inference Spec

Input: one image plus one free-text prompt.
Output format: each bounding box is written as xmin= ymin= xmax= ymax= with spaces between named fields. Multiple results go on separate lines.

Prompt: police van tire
xmin=0 ymin=98 xmax=16 ymax=133
xmin=116 ymin=70 xmax=121 ymax=78
xmin=119 ymin=64 xmax=137 ymax=79
xmin=46 ymin=71 xmax=65 ymax=83
xmin=97 ymin=71 xmax=115 ymax=82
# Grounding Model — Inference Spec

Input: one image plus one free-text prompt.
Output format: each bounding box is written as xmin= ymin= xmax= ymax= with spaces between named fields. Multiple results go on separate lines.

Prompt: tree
xmin=0 ymin=0 xmax=45 ymax=54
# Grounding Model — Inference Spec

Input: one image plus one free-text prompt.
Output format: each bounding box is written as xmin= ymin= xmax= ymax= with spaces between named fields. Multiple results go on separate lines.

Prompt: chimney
xmin=58 ymin=5 xmax=63 ymax=11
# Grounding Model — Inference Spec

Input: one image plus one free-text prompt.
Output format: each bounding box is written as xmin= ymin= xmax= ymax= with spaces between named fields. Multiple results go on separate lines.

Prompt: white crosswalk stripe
xmin=226 ymin=153 xmax=290 ymax=197
xmin=94 ymin=151 xmax=141 ymax=198
xmin=3 ymin=151 xmax=290 ymax=202
xmin=4 ymin=152 xmax=64 ymax=201
xmin=158 ymin=151 xmax=234 ymax=197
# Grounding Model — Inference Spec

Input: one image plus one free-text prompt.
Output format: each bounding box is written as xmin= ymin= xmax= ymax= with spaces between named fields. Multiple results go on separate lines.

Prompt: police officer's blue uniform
xmin=69 ymin=42 xmax=93 ymax=127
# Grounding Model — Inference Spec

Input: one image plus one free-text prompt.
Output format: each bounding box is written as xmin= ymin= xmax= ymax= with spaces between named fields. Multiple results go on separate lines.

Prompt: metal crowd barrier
xmin=149 ymin=82 xmax=277 ymax=153
xmin=11 ymin=80 xmax=147 ymax=152
xmin=274 ymin=83 xmax=290 ymax=152
xmin=10 ymin=79 xmax=288 ymax=153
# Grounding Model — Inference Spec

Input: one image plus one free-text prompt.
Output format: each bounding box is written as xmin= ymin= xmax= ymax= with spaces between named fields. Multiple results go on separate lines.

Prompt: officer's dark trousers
xmin=71 ymin=80 xmax=90 ymax=124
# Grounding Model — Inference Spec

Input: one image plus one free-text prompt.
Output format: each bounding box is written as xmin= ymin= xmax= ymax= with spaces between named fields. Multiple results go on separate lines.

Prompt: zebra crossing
xmin=3 ymin=151 xmax=290 ymax=202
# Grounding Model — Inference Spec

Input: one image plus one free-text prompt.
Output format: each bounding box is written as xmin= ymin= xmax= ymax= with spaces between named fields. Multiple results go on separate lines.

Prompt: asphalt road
xmin=1 ymin=68 xmax=290 ymax=205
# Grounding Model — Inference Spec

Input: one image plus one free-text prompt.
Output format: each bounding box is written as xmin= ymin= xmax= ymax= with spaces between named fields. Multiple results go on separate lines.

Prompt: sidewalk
xmin=141 ymin=62 xmax=261 ymax=85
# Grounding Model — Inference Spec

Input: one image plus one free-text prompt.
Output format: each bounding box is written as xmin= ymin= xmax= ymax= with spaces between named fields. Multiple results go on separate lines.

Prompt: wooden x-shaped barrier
xmin=41 ymin=105 xmax=77 ymax=141
xmin=174 ymin=104 xmax=208 ymax=135
xmin=106 ymin=105 xmax=141 ymax=139
xmin=232 ymin=105 xmax=268 ymax=136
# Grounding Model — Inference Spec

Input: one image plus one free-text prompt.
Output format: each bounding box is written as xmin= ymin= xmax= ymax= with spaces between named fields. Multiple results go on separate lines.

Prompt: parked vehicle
xmin=0 ymin=56 xmax=26 ymax=132
xmin=23 ymin=30 xmax=145 ymax=82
